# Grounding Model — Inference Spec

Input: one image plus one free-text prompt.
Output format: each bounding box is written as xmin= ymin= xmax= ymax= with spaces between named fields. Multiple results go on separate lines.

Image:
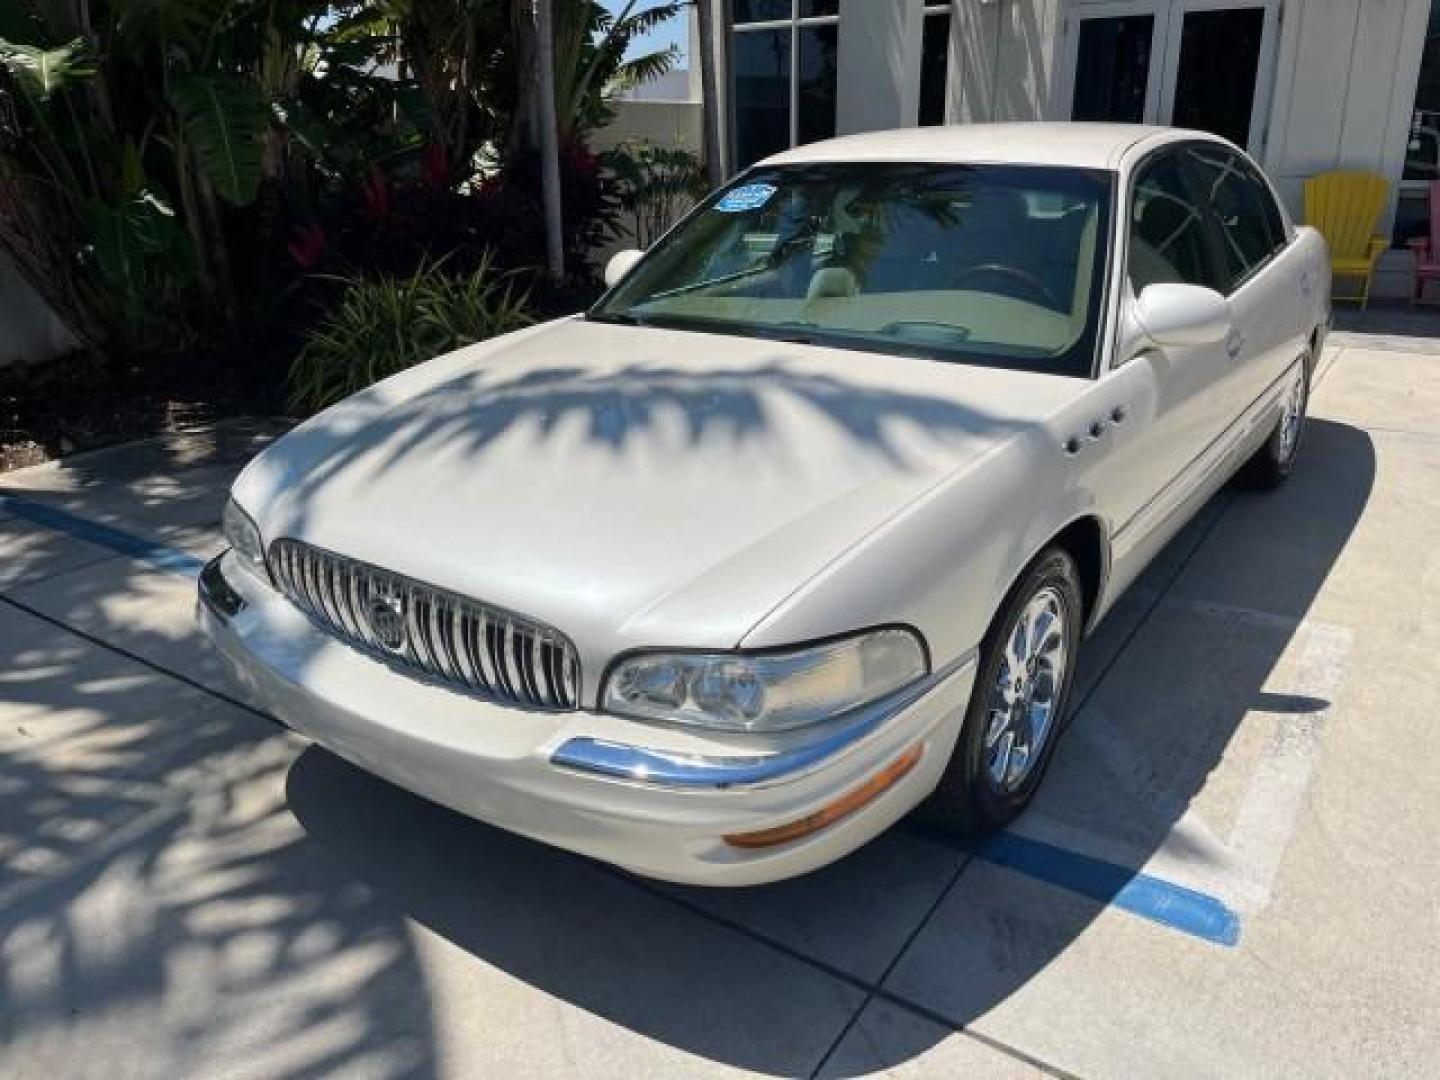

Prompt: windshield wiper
xmin=647 ymin=265 xmax=768 ymax=300
xmin=586 ymin=311 xmax=646 ymax=326
xmin=743 ymin=321 xmax=820 ymax=345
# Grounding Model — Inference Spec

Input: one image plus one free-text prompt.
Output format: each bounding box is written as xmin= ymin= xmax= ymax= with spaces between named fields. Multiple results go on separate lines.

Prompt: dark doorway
xmin=1072 ymin=15 xmax=1156 ymax=124
xmin=1170 ymin=8 xmax=1266 ymax=146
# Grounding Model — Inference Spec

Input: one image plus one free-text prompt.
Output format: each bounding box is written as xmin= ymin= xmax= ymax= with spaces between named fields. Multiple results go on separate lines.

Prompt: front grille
xmin=268 ymin=539 xmax=579 ymax=710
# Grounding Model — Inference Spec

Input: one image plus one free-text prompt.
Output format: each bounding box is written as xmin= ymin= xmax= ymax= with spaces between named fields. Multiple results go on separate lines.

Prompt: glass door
xmin=1066 ymin=2 xmax=1168 ymax=125
xmin=1061 ymin=1 xmax=1279 ymax=154
xmin=1158 ymin=1 xmax=1279 ymax=151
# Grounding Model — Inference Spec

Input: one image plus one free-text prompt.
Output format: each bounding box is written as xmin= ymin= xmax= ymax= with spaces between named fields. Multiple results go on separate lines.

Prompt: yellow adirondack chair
xmin=1303 ymin=171 xmax=1390 ymax=307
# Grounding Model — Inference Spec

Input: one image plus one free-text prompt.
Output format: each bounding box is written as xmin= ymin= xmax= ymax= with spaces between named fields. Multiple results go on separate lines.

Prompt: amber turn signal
xmin=723 ymin=744 xmax=925 ymax=850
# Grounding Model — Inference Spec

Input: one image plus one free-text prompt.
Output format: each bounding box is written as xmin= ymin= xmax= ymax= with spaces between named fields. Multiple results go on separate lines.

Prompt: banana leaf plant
xmin=0 ymin=0 xmax=406 ymax=353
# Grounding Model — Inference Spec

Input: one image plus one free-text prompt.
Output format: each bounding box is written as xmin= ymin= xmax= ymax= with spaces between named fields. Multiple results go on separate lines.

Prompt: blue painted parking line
xmin=3 ymin=491 xmax=1242 ymax=947
xmin=908 ymin=822 xmax=1241 ymax=947
xmin=973 ymin=831 xmax=1241 ymax=947
xmin=0 ymin=492 xmax=206 ymax=578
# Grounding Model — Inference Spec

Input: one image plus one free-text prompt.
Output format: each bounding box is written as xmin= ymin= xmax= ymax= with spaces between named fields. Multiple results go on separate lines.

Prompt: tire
xmin=1241 ymin=353 xmax=1310 ymax=490
xmin=917 ymin=547 xmax=1084 ymax=834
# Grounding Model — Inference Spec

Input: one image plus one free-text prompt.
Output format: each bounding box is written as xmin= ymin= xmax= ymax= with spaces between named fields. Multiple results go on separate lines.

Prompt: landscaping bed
xmin=0 ymin=350 xmax=283 ymax=475
xmin=0 ymin=278 xmax=601 ymax=476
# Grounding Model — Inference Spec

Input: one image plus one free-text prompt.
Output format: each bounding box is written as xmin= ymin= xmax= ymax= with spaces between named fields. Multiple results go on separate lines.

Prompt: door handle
xmin=1225 ymin=330 xmax=1245 ymax=360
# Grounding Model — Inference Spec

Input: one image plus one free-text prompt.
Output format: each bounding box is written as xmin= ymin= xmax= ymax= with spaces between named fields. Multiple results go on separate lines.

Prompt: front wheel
xmin=1242 ymin=354 xmax=1310 ymax=489
xmin=917 ymin=548 xmax=1083 ymax=834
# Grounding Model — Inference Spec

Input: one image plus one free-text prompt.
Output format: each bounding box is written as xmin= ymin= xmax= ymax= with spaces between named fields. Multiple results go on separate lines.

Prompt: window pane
xmin=799 ymin=0 xmax=838 ymax=16
xmin=1129 ymin=153 xmax=1222 ymax=292
xmin=1187 ymin=147 xmax=1282 ymax=289
xmin=733 ymin=29 xmax=792 ymax=168
xmin=919 ymin=13 xmax=951 ymax=126
xmin=1397 ymin=2 xmax=1440 ymax=242
xmin=1170 ymin=9 xmax=1265 ymax=147
xmin=732 ymin=0 xmax=790 ymax=23
xmin=797 ymin=23 xmax=838 ymax=145
xmin=1072 ymin=15 xmax=1154 ymax=123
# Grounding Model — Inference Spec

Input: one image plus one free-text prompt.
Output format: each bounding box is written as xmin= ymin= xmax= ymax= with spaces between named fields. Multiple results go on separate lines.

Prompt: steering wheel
xmin=949 ymin=263 xmax=1061 ymax=310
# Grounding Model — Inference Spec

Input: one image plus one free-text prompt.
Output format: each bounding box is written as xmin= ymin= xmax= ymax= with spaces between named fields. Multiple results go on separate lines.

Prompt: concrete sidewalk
xmin=2 ymin=340 xmax=1438 ymax=1079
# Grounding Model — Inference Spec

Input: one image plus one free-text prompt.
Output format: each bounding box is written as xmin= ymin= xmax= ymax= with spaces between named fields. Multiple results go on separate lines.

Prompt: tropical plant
xmin=373 ymin=0 xmax=513 ymax=176
xmin=287 ymin=253 xmax=533 ymax=411
xmin=0 ymin=0 xmax=683 ymax=361
xmin=388 ymin=0 xmax=682 ymax=164
xmin=549 ymin=0 xmax=683 ymax=142
xmin=605 ymin=139 xmax=707 ymax=247
xmin=0 ymin=1 xmax=411 ymax=352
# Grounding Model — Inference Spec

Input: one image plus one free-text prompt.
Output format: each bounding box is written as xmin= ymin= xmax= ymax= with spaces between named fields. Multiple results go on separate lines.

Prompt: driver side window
xmin=1128 ymin=152 xmax=1225 ymax=294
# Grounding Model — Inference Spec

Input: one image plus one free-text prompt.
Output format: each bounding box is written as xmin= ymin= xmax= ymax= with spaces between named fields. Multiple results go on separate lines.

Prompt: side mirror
xmin=1132 ymin=283 xmax=1232 ymax=347
xmin=604 ymin=249 xmax=644 ymax=288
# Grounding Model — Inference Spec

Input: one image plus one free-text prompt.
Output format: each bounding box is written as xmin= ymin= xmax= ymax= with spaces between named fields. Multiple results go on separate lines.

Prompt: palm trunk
xmin=174 ymin=139 xmax=218 ymax=309
xmin=508 ymin=1 xmax=537 ymax=155
xmin=455 ymin=13 xmax=475 ymax=172
xmin=196 ymin=166 xmax=237 ymax=329
xmin=696 ymin=0 xmax=725 ymax=187
xmin=534 ymin=0 xmax=564 ymax=284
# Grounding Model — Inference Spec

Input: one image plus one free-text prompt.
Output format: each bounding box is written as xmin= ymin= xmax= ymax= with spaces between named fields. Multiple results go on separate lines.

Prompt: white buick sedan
xmin=200 ymin=124 xmax=1329 ymax=885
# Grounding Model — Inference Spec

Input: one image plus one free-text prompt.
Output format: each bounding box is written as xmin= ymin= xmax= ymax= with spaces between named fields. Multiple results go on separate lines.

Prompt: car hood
xmin=235 ymin=318 xmax=1086 ymax=671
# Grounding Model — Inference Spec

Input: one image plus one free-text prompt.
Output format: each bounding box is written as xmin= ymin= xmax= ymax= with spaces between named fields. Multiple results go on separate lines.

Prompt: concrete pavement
xmin=1 ymin=340 xmax=1438 ymax=1078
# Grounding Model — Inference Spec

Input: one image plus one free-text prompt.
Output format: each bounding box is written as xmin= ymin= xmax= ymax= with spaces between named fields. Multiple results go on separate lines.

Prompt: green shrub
xmin=288 ymin=254 xmax=533 ymax=413
xmin=605 ymin=140 xmax=709 ymax=248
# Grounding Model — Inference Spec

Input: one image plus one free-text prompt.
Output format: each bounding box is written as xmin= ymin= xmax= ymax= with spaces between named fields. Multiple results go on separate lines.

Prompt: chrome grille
xmin=268 ymin=539 xmax=579 ymax=710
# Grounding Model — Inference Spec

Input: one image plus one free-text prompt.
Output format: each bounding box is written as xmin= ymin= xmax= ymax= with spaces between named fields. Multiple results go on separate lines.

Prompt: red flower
xmin=287 ymin=223 xmax=326 ymax=269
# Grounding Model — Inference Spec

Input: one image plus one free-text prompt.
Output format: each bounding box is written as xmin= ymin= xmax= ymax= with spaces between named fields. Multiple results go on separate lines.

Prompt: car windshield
xmin=591 ymin=162 xmax=1113 ymax=377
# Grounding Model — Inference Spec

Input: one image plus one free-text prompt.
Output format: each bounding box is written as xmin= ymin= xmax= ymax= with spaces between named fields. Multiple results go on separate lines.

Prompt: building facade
xmin=707 ymin=0 xmax=1440 ymax=289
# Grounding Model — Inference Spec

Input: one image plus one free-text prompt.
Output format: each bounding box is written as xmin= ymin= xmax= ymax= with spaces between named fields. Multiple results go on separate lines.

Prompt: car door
xmin=1184 ymin=144 xmax=1309 ymax=415
xmin=1100 ymin=145 xmax=1237 ymax=569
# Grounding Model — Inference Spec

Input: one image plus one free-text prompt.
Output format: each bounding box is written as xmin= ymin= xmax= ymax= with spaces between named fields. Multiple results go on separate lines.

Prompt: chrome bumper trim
xmin=199 ymin=553 xmax=247 ymax=619
xmin=550 ymin=650 xmax=977 ymax=790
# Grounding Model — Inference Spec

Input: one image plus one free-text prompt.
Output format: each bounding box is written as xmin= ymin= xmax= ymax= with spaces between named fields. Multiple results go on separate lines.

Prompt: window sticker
xmin=715 ymin=183 xmax=777 ymax=213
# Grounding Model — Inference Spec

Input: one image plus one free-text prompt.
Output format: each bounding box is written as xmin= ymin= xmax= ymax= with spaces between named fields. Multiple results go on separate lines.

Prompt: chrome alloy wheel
xmin=1277 ymin=362 xmax=1307 ymax=463
xmin=984 ymin=586 xmax=1070 ymax=792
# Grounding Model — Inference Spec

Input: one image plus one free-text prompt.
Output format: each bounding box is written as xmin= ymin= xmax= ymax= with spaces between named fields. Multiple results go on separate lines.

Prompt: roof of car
xmin=759 ymin=122 xmax=1216 ymax=171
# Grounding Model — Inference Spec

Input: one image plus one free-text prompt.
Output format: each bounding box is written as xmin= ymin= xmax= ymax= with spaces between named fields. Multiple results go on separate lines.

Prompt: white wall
xmin=0 ymin=252 xmax=75 ymax=370
xmin=1264 ymin=0 xmax=1430 ymax=231
xmin=591 ymin=99 xmax=703 ymax=154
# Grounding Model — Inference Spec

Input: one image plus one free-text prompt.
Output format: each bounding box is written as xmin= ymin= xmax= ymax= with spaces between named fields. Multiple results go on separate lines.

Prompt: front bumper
xmin=198 ymin=552 xmax=977 ymax=885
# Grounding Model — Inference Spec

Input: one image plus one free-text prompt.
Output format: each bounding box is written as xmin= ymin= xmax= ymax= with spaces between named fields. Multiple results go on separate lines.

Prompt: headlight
xmin=601 ymin=628 xmax=928 ymax=733
xmin=222 ymin=498 xmax=268 ymax=577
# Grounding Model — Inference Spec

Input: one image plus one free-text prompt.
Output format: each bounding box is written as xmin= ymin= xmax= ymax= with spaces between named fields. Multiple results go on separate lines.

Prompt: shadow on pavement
xmin=0 ymin=679 xmax=441 ymax=1079
xmin=282 ymin=416 xmax=1375 ymax=1075
xmin=1 ymin=423 xmax=436 ymax=1079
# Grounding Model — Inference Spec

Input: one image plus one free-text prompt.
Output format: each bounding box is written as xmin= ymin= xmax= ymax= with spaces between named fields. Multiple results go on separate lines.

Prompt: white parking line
xmin=1015 ymin=600 xmax=1353 ymax=916
xmin=1225 ymin=621 xmax=1350 ymax=911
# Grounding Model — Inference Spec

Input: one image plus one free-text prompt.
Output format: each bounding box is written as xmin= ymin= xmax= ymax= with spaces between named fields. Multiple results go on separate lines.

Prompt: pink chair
xmin=1407 ymin=178 xmax=1440 ymax=304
